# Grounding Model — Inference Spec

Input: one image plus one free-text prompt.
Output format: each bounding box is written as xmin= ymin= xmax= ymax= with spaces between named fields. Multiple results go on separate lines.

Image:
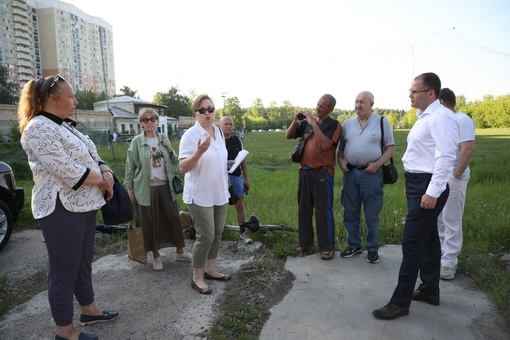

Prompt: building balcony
xmin=15 ymin=39 xmax=31 ymax=46
xmin=16 ymin=60 xmax=32 ymax=67
xmin=14 ymin=24 xmax=30 ymax=32
xmin=12 ymin=1 xmax=28 ymax=10
xmin=17 ymin=67 xmax=33 ymax=74
xmin=16 ymin=53 xmax=32 ymax=61
xmin=16 ymin=46 xmax=31 ymax=53
xmin=14 ymin=31 xmax=31 ymax=39
xmin=13 ymin=16 xmax=29 ymax=25
xmin=19 ymin=75 xmax=33 ymax=81
xmin=13 ymin=9 xmax=30 ymax=18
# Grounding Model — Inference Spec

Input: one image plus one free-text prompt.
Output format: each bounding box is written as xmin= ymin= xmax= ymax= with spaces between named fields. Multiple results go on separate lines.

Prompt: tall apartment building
xmin=0 ymin=0 xmax=115 ymax=97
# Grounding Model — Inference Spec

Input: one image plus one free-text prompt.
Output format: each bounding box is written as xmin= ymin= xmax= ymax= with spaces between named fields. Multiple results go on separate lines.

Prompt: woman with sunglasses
xmin=125 ymin=108 xmax=191 ymax=271
xmin=179 ymin=94 xmax=231 ymax=294
xmin=18 ymin=75 xmax=118 ymax=340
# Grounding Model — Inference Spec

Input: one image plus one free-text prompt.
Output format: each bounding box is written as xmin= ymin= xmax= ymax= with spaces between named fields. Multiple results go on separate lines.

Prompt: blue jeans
xmin=228 ymin=174 xmax=244 ymax=198
xmin=341 ymin=168 xmax=383 ymax=252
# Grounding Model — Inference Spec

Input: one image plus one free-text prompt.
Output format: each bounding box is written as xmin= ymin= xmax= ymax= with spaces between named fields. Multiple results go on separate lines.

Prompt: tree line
xmin=1 ymin=66 xmax=508 ymax=130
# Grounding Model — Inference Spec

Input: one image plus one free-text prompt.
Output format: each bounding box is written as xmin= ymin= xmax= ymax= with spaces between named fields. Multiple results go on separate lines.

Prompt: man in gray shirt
xmin=337 ymin=91 xmax=395 ymax=263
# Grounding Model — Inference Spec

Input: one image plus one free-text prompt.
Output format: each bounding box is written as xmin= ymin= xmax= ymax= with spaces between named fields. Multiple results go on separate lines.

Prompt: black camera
xmin=297 ymin=112 xmax=306 ymax=120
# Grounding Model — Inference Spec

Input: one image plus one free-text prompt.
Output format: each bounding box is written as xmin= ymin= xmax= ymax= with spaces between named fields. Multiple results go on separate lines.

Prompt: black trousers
xmin=390 ymin=177 xmax=449 ymax=308
xmin=297 ymin=168 xmax=335 ymax=252
xmin=39 ymin=196 xmax=97 ymax=326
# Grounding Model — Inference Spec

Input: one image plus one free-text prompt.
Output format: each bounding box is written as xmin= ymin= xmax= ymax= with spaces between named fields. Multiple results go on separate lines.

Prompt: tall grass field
xmin=5 ymin=127 xmax=510 ymax=326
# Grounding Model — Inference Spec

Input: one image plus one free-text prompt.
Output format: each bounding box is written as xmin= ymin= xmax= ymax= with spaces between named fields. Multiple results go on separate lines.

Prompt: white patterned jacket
xmin=20 ymin=111 xmax=106 ymax=219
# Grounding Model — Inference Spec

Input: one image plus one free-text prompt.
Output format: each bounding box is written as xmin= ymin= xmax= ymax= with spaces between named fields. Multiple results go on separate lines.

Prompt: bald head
xmin=355 ymin=91 xmax=374 ymax=117
xmin=219 ymin=116 xmax=234 ymax=138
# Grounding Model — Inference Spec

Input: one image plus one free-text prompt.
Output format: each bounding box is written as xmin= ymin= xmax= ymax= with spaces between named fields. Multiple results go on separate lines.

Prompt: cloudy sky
xmin=66 ymin=0 xmax=510 ymax=110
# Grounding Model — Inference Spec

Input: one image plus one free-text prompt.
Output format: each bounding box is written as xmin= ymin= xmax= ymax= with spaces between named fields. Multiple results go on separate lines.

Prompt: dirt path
xmin=0 ymin=230 xmax=259 ymax=339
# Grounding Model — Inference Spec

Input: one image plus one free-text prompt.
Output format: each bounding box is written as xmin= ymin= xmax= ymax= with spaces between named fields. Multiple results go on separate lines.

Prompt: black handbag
xmin=291 ymin=132 xmax=313 ymax=163
xmin=172 ymin=176 xmax=183 ymax=194
xmin=380 ymin=117 xmax=398 ymax=184
xmin=102 ymin=175 xmax=134 ymax=225
xmin=228 ymin=181 xmax=239 ymax=205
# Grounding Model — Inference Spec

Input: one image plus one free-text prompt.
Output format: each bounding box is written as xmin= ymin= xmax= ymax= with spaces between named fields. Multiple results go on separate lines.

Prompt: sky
xmin=64 ymin=0 xmax=510 ymax=111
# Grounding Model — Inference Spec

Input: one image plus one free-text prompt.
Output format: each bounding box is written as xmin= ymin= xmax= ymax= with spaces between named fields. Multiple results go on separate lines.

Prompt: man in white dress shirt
xmin=372 ymin=72 xmax=459 ymax=320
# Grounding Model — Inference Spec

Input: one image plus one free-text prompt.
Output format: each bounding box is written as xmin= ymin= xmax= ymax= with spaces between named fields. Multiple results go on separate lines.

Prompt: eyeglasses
xmin=195 ymin=107 xmax=215 ymax=114
xmin=409 ymin=89 xmax=431 ymax=95
xmin=48 ymin=74 xmax=64 ymax=96
xmin=140 ymin=117 xmax=158 ymax=123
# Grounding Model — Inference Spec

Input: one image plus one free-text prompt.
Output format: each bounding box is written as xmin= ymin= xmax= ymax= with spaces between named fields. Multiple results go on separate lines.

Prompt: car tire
xmin=0 ymin=200 xmax=13 ymax=252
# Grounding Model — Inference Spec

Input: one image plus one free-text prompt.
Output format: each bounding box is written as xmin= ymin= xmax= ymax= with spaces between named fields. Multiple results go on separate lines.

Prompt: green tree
xmin=248 ymin=98 xmax=266 ymax=118
xmin=401 ymin=108 xmax=418 ymax=129
xmin=386 ymin=112 xmax=400 ymax=129
xmin=7 ymin=124 xmax=21 ymax=144
xmin=75 ymin=89 xmax=107 ymax=110
xmin=153 ymin=86 xmax=191 ymax=118
xmin=0 ymin=65 xmax=17 ymax=104
xmin=223 ymin=96 xmax=244 ymax=131
xmin=118 ymin=86 xmax=139 ymax=98
xmin=280 ymin=100 xmax=295 ymax=129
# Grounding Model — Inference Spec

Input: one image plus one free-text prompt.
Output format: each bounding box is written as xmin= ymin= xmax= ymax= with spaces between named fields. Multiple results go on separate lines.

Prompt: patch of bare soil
xmin=210 ymin=244 xmax=295 ymax=338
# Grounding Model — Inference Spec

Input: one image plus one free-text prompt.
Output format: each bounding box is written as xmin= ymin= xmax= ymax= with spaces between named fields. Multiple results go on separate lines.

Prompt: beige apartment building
xmin=0 ymin=0 xmax=115 ymax=97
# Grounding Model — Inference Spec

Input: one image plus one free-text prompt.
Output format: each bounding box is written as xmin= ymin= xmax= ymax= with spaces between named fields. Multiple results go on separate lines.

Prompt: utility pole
xmin=99 ymin=27 xmax=115 ymax=160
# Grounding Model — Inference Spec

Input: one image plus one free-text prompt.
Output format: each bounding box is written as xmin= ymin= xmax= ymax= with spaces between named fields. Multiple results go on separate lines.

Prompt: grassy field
xmin=4 ymin=127 xmax=510 ymax=329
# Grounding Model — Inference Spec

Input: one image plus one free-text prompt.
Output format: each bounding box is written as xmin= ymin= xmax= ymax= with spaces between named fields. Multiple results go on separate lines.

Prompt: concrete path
xmin=261 ymin=245 xmax=509 ymax=340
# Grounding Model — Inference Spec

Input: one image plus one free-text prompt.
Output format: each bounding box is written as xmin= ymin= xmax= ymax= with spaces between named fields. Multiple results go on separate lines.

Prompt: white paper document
xmin=228 ymin=149 xmax=249 ymax=174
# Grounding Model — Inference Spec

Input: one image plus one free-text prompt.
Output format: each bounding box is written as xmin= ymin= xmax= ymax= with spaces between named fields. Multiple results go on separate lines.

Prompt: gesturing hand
xmin=197 ymin=135 xmax=211 ymax=154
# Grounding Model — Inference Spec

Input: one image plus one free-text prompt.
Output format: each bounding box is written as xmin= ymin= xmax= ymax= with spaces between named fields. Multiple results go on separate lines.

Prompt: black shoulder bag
xmin=63 ymin=122 xmax=134 ymax=223
xmin=161 ymin=136 xmax=184 ymax=194
xmin=291 ymin=131 xmax=314 ymax=163
xmin=380 ymin=117 xmax=398 ymax=184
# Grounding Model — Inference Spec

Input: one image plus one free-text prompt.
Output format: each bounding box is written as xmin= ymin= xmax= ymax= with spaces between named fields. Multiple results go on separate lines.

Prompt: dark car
xmin=0 ymin=161 xmax=24 ymax=251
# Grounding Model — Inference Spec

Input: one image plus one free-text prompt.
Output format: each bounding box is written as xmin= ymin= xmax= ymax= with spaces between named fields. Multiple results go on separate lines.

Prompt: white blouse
xmin=179 ymin=122 xmax=229 ymax=207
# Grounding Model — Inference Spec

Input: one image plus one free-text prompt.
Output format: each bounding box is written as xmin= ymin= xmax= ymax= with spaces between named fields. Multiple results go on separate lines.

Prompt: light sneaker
xmin=152 ymin=256 xmax=163 ymax=271
xmin=239 ymin=232 xmax=253 ymax=244
xmin=440 ymin=266 xmax=456 ymax=280
xmin=176 ymin=252 xmax=192 ymax=262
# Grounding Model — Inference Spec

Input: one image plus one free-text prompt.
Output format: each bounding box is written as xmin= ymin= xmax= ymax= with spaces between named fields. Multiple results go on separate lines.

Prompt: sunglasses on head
xmin=195 ymin=107 xmax=215 ymax=114
xmin=48 ymin=74 xmax=64 ymax=96
xmin=140 ymin=117 xmax=158 ymax=123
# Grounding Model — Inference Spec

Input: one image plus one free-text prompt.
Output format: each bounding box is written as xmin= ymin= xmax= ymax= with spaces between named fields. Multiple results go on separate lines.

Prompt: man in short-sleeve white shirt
xmin=437 ymin=88 xmax=475 ymax=280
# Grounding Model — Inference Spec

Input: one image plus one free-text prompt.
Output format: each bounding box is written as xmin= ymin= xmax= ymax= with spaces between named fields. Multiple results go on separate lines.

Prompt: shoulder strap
xmin=380 ymin=117 xmax=384 ymax=154
xmin=380 ymin=116 xmax=394 ymax=165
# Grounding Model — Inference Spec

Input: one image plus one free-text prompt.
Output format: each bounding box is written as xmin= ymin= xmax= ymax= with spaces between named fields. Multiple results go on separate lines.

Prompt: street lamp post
xmin=221 ymin=92 xmax=228 ymax=115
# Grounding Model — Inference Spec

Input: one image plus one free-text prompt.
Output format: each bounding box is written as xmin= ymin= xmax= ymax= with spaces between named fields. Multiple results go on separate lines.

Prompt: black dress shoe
xmin=55 ymin=332 xmax=98 ymax=340
xmin=78 ymin=310 xmax=119 ymax=326
xmin=204 ymin=272 xmax=231 ymax=281
xmin=412 ymin=289 xmax=440 ymax=306
xmin=372 ymin=303 xmax=409 ymax=320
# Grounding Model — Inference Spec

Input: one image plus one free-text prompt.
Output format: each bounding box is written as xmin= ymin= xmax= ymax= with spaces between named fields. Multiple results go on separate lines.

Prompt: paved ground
xmin=261 ymin=245 xmax=510 ymax=340
xmin=1 ymin=230 xmax=509 ymax=339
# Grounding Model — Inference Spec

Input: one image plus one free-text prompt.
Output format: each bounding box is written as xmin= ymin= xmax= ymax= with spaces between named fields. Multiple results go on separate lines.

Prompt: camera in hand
xmin=297 ymin=112 xmax=306 ymax=120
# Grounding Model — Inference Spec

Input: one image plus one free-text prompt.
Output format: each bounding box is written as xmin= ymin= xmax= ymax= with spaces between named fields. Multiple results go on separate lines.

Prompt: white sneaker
xmin=440 ymin=266 xmax=456 ymax=280
xmin=152 ymin=256 xmax=163 ymax=271
xmin=176 ymin=252 xmax=192 ymax=262
xmin=240 ymin=232 xmax=252 ymax=244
